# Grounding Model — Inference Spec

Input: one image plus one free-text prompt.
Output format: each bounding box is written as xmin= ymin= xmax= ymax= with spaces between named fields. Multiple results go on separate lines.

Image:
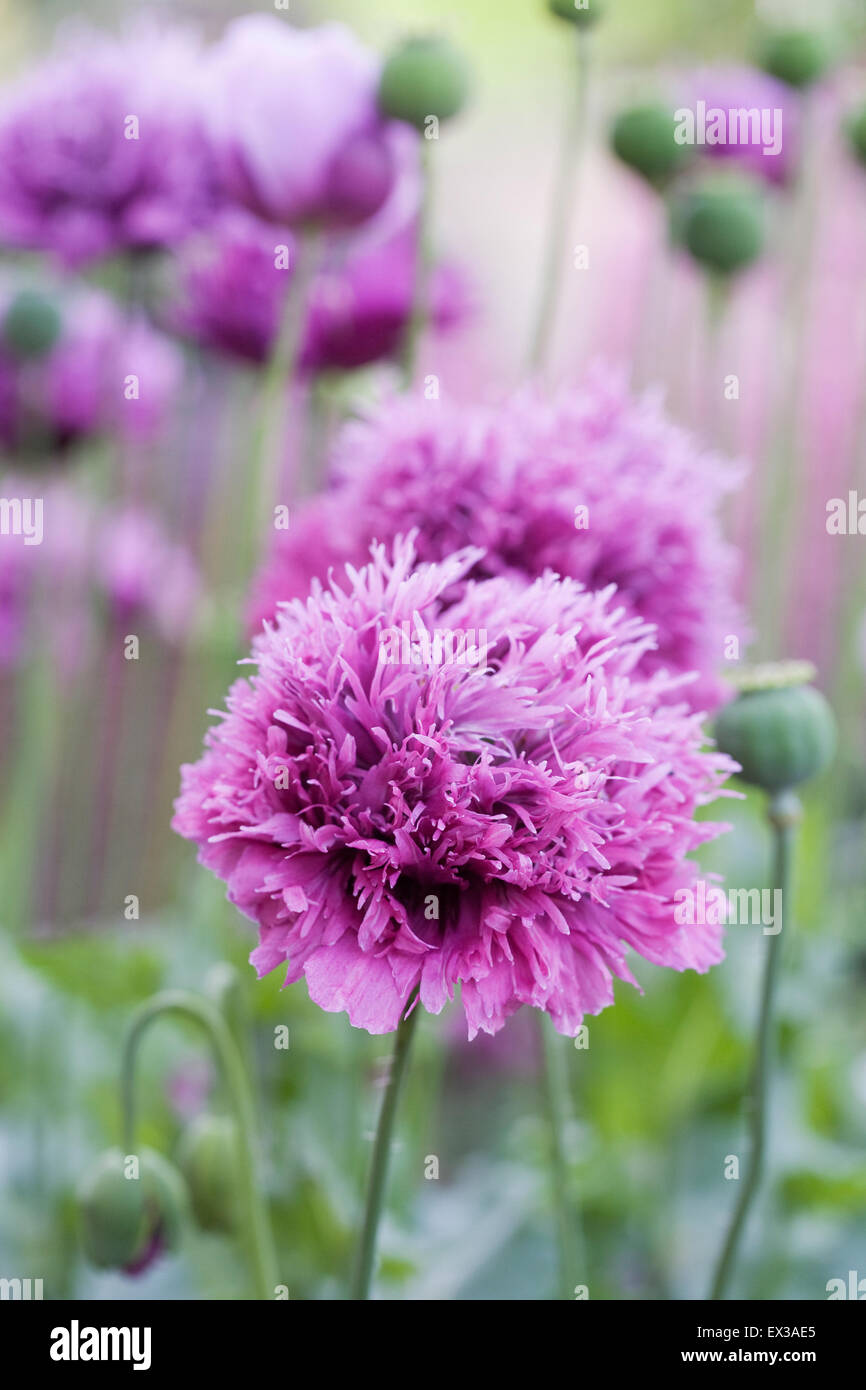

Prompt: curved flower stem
xmin=351 ymin=1002 xmax=420 ymax=1300
xmin=708 ymin=790 xmax=800 ymax=1300
xmin=527 ymin=26 xmax=592 ymax=377
xmin=401 ymin=139 xmax=434 ymax=387
xmin=121 ymin=989 xmax=277 ymax=1302
xmin=539 ymin=1014 xmax=582 ymax=1299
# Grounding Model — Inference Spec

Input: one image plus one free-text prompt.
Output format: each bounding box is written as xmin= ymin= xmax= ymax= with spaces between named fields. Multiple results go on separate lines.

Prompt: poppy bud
xmin=78 ymin=1147 xmax=187 ymax=1273
xmin=673 ymin=178 xmax=765 ymax=276
xmin=611 ymin=104 xmax=691 ymax=189
xmin=377 ymin=37 xmax=471 ymax=131
xmin=758 ymin=30 xmax=834 ymax=91
xmin=176 ymin=1114 xmax=241 ymax=1234
xmin=548 ymin=0 xmax=603 ymax=26
xmin=3 ymin=289 xmax=62 ymax=360
xmin=714 ymin=663 xmax=837 ymax=794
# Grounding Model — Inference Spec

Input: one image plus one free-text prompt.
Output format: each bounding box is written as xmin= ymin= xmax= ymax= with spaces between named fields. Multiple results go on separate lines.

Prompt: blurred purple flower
xmin=0 ymin=24 xmax=218 ymax=267
xmin=169 ymin=205 xmax=468 ymax=373
xmin=204 ymin=17 xmax=400 ymax=229
xmin=175 ymin=537 xmax=734 ymax=1039
xmin=0 ymin=483 xmax=200 ymax=675
xmin=95 ymin=507 xmax=201 ymax=643
xmin=684 ymin=67 xmax=799 ymax=186
xmin=0 ymin=279 xmax=183 ymax=457
xmin=0 ymin=479 xmax=92 ymax=672
xmin=250 ymin=372 xmax=743 ymax=711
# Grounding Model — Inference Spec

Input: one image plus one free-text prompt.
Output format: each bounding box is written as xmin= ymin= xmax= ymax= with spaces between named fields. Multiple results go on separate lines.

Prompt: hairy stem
xmin=121 ymin=989 xmax=277 ymax=1301
xmin=708 ymin=790 xmax=800 ymax=1300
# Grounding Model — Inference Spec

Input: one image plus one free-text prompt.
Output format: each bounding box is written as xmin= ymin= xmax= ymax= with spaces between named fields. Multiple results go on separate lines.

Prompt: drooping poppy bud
xmin=176 ymin=1114 xmax=241 ymax=1235
xmin=78 ymin=1147 xmax=187 ymax=1273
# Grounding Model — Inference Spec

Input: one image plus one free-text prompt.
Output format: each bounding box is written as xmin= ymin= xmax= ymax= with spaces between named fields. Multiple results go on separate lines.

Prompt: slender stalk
xmin=401 ymin=139 xmax=434 ymax=386
xmin=242 ymin=233 xmax=321 ymax=579
xmin=708 ymin=790 xmax=800 ymax=1300
xmin=752 ymin=95 xmax=819 ymax=656
xmin=121 ymin=990 xmax=278 ymax=1302
xmin=539 ymin=1013 xmax=582 ymax=1299
xmin=527 ymin=26 xmax=592 ymax=376
xmin=351 ymin=1002 xmax=420 ymax=1300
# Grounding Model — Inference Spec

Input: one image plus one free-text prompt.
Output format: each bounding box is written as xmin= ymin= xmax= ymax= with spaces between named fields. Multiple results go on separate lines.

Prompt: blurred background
xmin=0 ymin=0 xmax=864 ymax=1300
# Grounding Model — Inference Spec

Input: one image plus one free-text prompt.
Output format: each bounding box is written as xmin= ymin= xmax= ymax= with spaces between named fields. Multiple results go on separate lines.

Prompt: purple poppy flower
xmin=204 ymin=17 xmax=400 ymax=229
xmin=683 ymin=67 xmax=799 ymax=186
xmin=0 ymin=24 xmax=218 ymax=267
xmin=0 ymin=483 xmax=200 ymax=675
xmin=0 ymin=278 xmax=182 ymax=457
xmin=174 ymin=537 xmax=734 ymax=1039
xmin=169 ymin=206 xmax=468 ymax=373
xmin=95 ymin=507 xmax=201 ymax=644
xmin=249 ymin=372 xmax=743 ymax=712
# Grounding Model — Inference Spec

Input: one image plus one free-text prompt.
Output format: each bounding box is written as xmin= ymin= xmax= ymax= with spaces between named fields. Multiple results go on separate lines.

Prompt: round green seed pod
xmin=3 ymin=289 xmax=62 ymax=359
xmin=377 ymin=37 xmax=470 ymax=131
xmin=611 ymin=104 xmax=691 ymax=189
xmin=673 ymin=179 xmax=765 ymax=276
xmin=548 ymin=0 xmax=603 ymax=27
xmin=714 ymin=664 xmax=837 ymax=793
xmin=78 ymin=1147 xmax=186 ymax=1270
xmin=176 ymin=1114 xmax=241 ymax=1234
xmin=758 ymin=30 xmax=834 ymax=91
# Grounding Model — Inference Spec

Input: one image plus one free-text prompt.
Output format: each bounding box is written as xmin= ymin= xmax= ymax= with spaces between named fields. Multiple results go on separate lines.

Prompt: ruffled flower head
xmin=250 ymin=372 xmax=743 ymax=711
xmin=176 ymin=538 xmax=734 ymax=1038
xmin=0 ymin=24 xmax=217 ymax=266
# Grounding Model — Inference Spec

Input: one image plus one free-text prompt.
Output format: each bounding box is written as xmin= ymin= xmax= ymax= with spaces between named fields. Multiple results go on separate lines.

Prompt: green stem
xmin=350 ymin=1003 xmax=419 ymax=1300
xmin=243 ymin=232 xmax=321 ymax=579
xmin=121 ymin=990 xmax=277 ymax=1302
xmin=527 ymin=26 xmax=592 ymax=376
xmin=539 ymin=1013 xmax=582 ymax=1299
xmin=708 ymin=790 xmax=800 ymax=1300
xmin=401 ymin=139 xmax=434 ymax=387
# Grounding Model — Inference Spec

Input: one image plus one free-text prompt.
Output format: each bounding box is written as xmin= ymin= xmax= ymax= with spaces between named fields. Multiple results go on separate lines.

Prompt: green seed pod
xmin=377 ymin=36 xmax=471 ymax=130
xmin=758 ymin=30 xmax=834 ymax=91
xmin=714 ymin=663 xmax=837 ymax=794
xmin=3 ymin=289 xmax=62 ymax=360
xmin=176 ymin=1114 xmax=241 ymax=1234
xmin=611 ymin=104 xmax=691 ymax=189
xmin=673 ymin=179 xmax=765 ymax=276
xmin=78 ymin=1147 xmax=186 ymax=1270
xmin=845 ymin=103 xmax=866 ymax=169
xmin=548 ymin=0 xmax=603 ymax=27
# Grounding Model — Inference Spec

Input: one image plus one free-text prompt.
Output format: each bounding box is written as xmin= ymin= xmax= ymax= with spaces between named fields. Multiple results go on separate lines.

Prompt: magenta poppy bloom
xmin=684 ymin=67 xmax=799 ymax=186
xmin=204 ymin=17 xmax=399 ymax=229
xmin=249 ymin=373 xmax=742 ymax=712
xmin=169 ymin=206 xmax=468 ymax=373
xmin=175 ymin=537 xmax=734 ymax=1038
xmin=0 ymin=279 xmax=182 ymax=457
xmin=95 ymin=507 xmax=201 ymax=644
xmin=0 ymin=482 xmax=200 ymax=675
xmin=0 ymin=25 xmax=217 ymax=267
